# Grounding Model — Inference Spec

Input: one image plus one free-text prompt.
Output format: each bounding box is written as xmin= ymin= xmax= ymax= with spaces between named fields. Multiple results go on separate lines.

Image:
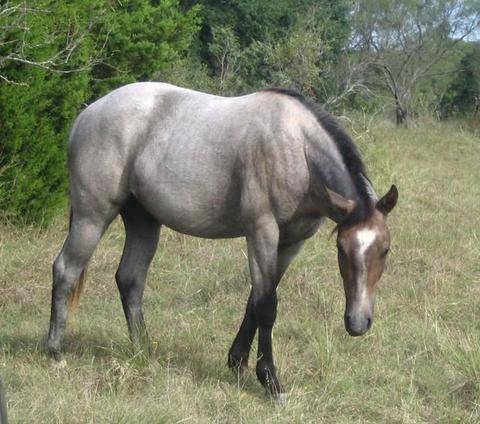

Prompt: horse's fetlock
xmin=256 ymin=359 xmax=283 ymax=395
xmin=256 ymin=358 xmax=274 ymax=378
xmin=228 ymin=348 xmax=249 ymax=370
xmin=45 ymin=339 xmax=62 ymax=361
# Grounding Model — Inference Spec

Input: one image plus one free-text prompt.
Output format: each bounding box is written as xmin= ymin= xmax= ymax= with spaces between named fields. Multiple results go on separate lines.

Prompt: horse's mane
xmin=261 ymin=88 xmax=375 ymax=226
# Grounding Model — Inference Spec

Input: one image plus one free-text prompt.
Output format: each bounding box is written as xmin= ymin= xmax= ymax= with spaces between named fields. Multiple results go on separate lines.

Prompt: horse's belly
xmin=138 ymin=192 xmax=244 ymax=238
xmin=131 ymin=164 xmax=244 ymax=238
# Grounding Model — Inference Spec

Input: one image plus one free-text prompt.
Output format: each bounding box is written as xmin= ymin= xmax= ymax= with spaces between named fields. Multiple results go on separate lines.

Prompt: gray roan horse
xmin=46 ymin=83 xmax=398 ymax=399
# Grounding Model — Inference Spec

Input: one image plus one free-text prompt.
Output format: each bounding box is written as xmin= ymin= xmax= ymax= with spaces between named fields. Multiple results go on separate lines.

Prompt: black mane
xmin=262 ymin=88 xmax=374 ymax=225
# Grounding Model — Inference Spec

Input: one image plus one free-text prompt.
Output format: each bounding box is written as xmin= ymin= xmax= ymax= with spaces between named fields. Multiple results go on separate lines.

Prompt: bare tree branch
xmin=350 ymin=0 xmax=480 ymax=124
xmin=0 ymin=1 xmax=104 ymax=84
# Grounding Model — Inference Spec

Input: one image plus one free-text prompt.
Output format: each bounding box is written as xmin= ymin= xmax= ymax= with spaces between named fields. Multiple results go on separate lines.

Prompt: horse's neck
xmin=305 ymin=137 xmax=358 ymax=202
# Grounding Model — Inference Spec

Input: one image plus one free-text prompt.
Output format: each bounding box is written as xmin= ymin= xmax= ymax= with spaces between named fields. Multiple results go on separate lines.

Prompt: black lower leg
xmin=46 ymin=288 xmax=69 ymax=360
xmin=46 ymin=258 xmax=84 ymax=359
xmin=228 ymin=240 xmax=302 ymax=375
xmin=255 ymin=292 xmax=284 ymax=396
xmin=228 ymin=292 xmax=257 ymax=372
xmin=116 ymin=275 xmax=150 ymax=350
xmin=123 ymin=301 xmax=148 ymax=344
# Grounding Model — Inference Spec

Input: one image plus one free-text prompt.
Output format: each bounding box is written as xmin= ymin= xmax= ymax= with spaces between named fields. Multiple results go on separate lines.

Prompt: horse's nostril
xmin=366 ymin=317 xmax=372 ymax=329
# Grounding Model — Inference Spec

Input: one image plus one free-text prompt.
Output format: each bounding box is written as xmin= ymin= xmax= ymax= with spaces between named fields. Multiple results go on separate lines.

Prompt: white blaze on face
xmin=356 ymin=228 xmax=377 ymax=257
xmin=355 ymin=228 xmax=377 ymax=302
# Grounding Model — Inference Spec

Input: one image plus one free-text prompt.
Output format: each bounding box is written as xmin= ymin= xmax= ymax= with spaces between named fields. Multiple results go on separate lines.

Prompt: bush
xmin=0 ymin=0 xmax=201 ymax=225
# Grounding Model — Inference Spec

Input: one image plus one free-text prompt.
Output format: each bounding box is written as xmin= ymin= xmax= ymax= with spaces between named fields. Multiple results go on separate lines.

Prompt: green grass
xmin=1 ymin=119 xmax=479 ymax=422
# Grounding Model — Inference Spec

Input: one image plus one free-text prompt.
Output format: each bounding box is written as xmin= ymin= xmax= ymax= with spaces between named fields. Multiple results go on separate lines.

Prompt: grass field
xmin=1 ymin=119 xmax=479 ymax=423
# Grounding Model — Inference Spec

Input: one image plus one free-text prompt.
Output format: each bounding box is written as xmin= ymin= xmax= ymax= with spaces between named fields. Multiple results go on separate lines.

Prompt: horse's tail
xmin=67 ymin=209 xmax=88 ymax=311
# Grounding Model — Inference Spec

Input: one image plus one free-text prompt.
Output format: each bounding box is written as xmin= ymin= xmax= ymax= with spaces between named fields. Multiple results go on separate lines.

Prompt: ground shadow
xmin=0 ymin=331 xmax=268 ymax=400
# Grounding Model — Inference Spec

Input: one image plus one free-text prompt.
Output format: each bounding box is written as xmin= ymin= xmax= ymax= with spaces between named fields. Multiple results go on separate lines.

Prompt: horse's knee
xmin=115 ymin=270 xmax=134 ymax=292
xmin=253 ymin=292 xmax=277 ymax=327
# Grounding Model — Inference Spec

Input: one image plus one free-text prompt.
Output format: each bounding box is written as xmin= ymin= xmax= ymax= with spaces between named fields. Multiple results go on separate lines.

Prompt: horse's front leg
xmin=228 ymin=290 xmax=256 ymax=374
xmin=245 ymin=215 xmax=285 ymax=398
xmin=228 ymin=240 xmax=305 ymax=375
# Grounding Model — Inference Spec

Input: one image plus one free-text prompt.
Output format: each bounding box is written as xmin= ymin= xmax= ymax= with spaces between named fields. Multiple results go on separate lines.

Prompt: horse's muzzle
xmin=344 ymin=313 xmax=372 ymax=336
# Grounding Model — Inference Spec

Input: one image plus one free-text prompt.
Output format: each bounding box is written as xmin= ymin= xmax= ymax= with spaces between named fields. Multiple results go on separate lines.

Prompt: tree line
xmin=0 ymin=0 xmax=479 ymax=224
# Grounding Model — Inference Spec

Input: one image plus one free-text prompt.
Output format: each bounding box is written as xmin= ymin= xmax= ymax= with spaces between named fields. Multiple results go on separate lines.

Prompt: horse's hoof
xmin=274 ymin=393 xmax=288 ymax=406
xmin=49 ymin=349 xmax=62 ymax=362
xmin=54 ymin=358 xmax=68 ymax=369
xmin=45 ymin=342 xmax=62 ymax=361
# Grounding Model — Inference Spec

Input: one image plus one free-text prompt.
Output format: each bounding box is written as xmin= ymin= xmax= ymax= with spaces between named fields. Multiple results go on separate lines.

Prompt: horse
xmin=45 ymin=83 xmax=398 ymax=400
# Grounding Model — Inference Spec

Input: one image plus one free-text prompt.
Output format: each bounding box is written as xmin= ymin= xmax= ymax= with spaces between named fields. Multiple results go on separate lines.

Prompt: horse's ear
xmin=376 ymin=184 xmax=398 ymax=215
xmin=324 ymin=186 xmax=356 ymax=222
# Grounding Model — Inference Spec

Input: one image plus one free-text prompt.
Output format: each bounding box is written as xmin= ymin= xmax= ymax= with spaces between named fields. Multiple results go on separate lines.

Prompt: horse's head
xmin=326 ymin=184 xmax=398 ymax=336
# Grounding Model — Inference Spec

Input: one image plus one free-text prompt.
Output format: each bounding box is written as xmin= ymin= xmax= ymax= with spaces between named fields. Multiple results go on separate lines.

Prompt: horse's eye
xmin=337 ymin=244 xmax=346 ymax=256
xmin=381 ymin=248 xmax=390 ymax=258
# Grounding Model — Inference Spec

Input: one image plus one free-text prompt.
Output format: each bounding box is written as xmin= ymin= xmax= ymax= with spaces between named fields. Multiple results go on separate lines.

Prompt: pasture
xmin=0 ymin=119 xmax=479 ymax=422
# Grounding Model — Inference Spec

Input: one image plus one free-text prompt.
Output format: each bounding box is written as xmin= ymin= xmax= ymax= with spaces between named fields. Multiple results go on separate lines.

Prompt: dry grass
xmin=0 ymin=119 xmax=479 ymax=422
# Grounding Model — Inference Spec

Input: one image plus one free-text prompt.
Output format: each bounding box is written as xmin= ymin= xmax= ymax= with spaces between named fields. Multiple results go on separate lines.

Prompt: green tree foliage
xmin=0 ymin=1 xmax=98 ymax=223
xmin=441 ymin=42 xmax=480 ymax=116
xmin=91 ymin=0 xmax=201 ymax=96
xmin=350 ymin=0 xmax=480 ymax=124
xmin=197 ymin=0 xmax=351 ymax=97
xmin=0 ymin=0 xmax=478 ymax=224
xmin=0 ymin=0 xmax=201 ymax=224
xmin=164 ymin=0 xmax=353 ymax=100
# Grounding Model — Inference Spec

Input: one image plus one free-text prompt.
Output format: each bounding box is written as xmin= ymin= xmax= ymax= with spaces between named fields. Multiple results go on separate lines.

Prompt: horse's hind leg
xmin=116 ymin=197 xmax=160 ymax=350
xmin=46 ymin=213 xmax=112 ymax=359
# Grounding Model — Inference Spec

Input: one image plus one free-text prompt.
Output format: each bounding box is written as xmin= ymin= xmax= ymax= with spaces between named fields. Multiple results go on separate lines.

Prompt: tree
xmin=441 ymin=42 xmax=480 ymax=116
xmin=90 ymin=0 xmax=201 ymax=97
xmin=184 ymin=0 xmax=352 ymax=98
xmin=0 ymin=0 xmax=202 ymax=224
xmin=263 ymin=11 xmax=332 ymax=97
xmin=0 ymin=1 xmax=102 ymax=85
xmin=351 ymin=0 xmax=480 ymax=124
xmin=0 ymin=0 xmax=101 ymax=223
